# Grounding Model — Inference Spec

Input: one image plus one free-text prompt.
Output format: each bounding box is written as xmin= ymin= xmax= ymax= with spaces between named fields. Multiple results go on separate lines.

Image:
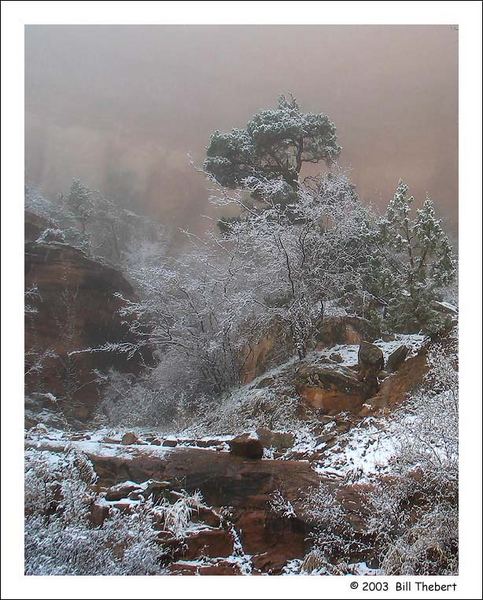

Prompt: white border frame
xmin=2 ymin=2 xmax=481 ymax=598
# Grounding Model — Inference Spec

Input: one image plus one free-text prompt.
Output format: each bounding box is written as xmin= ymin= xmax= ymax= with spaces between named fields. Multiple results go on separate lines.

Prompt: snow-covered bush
xmin=24 ymin=450 xmax=165 ymax=575
xmin=291 ymin=337 xmax=458 ymax=576
xmin=156 ymin=490 xmax=204 ymax=539
xmin=366 ymin=337 xmax=458 ymax=575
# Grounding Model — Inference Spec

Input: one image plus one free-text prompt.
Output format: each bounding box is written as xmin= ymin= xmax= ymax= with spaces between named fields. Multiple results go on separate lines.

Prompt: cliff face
xmin=25 ymin=240 xmax=152 ymax=423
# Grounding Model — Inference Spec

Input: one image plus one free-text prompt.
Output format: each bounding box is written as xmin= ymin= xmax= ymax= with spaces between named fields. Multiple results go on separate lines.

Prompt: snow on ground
xmin=304 ymin=333 xmax=426 ymax=369
xmin=313 ymin=419 xmax=397 ymax=481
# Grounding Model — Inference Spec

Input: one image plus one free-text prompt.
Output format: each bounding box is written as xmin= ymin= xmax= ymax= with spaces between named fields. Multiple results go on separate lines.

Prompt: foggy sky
xmin=25 ymin=25 xmax=458 ymax=240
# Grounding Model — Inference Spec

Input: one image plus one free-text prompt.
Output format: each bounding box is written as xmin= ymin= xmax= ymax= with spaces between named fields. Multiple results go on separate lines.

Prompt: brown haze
xmin=25 ymin=25 xmax=458 ymax=244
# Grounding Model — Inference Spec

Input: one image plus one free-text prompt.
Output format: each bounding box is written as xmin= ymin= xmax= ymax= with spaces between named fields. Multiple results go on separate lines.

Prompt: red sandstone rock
xmin=121 ymin=432 xmax=142 ymax=446
xmin=25 ymin=241 xmax=154 ymax=423
xmin=229 ymin=433 xmax=264 ymax=459
xmin=181 ymin=528 xmax=235 ymax=560
xmin=295 ymin=364 xmax=367 ymax=414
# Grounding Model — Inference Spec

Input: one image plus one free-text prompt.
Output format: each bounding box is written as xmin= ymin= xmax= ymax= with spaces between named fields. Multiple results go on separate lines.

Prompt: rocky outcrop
xmin=240 ymin=318 xmax=293 ymax=384
xmin=361 ymin=350 xmax=429 ymax=415
xmin=315 ymin=316 xmax=379 ymax=348
xmin=241 ymin=316 xmax=379 ymax=385
xmin=295 ymin=364 xmax=368 ymax=414
xmin=25 ymin=241 xmax=153 ymax=423
xmin=27 ymin=440 xmax=320 ymax=574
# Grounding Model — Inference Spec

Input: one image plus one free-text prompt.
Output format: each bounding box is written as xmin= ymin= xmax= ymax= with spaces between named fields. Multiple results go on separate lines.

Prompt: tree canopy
xmin=204 ymin=95 xmax=341 ymax=190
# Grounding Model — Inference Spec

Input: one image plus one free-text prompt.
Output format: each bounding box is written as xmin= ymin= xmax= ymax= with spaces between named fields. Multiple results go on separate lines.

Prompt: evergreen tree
xmin=204 ymin=95 xmax=340 ymax=193
xmin=368 ymin=181 xmax=456 ymax=334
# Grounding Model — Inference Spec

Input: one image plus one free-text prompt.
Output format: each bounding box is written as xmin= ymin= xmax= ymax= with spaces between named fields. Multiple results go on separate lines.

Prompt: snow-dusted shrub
xmin=156 ymin=490 xmax=204 ymax=539
xmin=292 ymin=337 xmax=458 ymax=576
xmin=367 ymin=481 xmax=457 ymax=576
xmin=301 ymin=484 xmax=364 ymax=571
xmin=25 ymin=450 xmax=165 ymax=575
xmin=366 ymin=337 xmax=458 ymax=575
xmin=25 ymin=503 xmax=166 ymax=576
xmin=269 ymin=490 xmax=297 ymax=519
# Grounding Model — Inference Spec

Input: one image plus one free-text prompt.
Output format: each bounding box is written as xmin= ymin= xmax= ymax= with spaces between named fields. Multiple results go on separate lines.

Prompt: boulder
xmin=121 ymin=432 xmax=142 ymax=446
xmin=255 ymin=427 xmax=295 ymax=450
xmin=229 ymin=433 xmax=264 ymax=459
xmin=162 ymin=439 xmax=178 ymax=447
xmin=358 ymin=342 xmax=384 ymax=379
xmin=240 ymin=318 xmax=294 ymax=384
xmin=386 ymin=345 xmax=409 ymax=373
xmin=192 ymin=505 xmax=224 ymax=529
xmin=295 ymin=364 xmax=367 ymax=414
xmin=88 ymin=501 xmax=110 ymax=527
xmin=141 ymin=479 xmax=172 ymax=501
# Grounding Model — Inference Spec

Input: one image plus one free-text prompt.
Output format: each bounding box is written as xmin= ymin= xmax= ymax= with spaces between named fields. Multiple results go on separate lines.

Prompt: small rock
xmin=89 ymin=501 xmax=110 ymax=527
xmin=141 ymin=480 xmax=172 ymax=501
xmin=162 ymin=439 xmax=178 ymax=447
xmin=386 ymin=345 xmax=409 ymax=372
xmin=121 ymin=432 xmax=142 ymax=445
xmin=69 ymin=433 xmax=91 ymax=441
xmin=192 ymin=505 xmax=223 ymax=528
xmin=329 ymin=352 xmax=343 ymax=363
xmin=381 ymin=333 xmax=396 ymax=342
xmin=229 ymin=433 xmax=264 ymax=459
xmin=102 ymin=436 xmax=121 ymax=444
xmin=105 ymin=481 xmax=143 ymax=501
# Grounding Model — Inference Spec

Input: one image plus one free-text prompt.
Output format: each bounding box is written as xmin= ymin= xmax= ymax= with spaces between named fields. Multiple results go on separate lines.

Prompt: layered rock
xmin=25 ymin=241 xmax=153 ymax=423
xmin=361 ymin=350 xmax=429 ymax=414
xmin=295 ymin=364 xmax=368 ymax=414
xmin=240 ymin=318 xmax=293 ymax=384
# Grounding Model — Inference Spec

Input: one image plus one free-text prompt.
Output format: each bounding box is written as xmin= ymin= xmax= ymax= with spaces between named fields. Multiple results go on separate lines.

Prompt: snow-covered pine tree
xmin=204 ymin=95 xmax=341 ymax=227
xmin=371 ymin=181 xmax=456 ymax=334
